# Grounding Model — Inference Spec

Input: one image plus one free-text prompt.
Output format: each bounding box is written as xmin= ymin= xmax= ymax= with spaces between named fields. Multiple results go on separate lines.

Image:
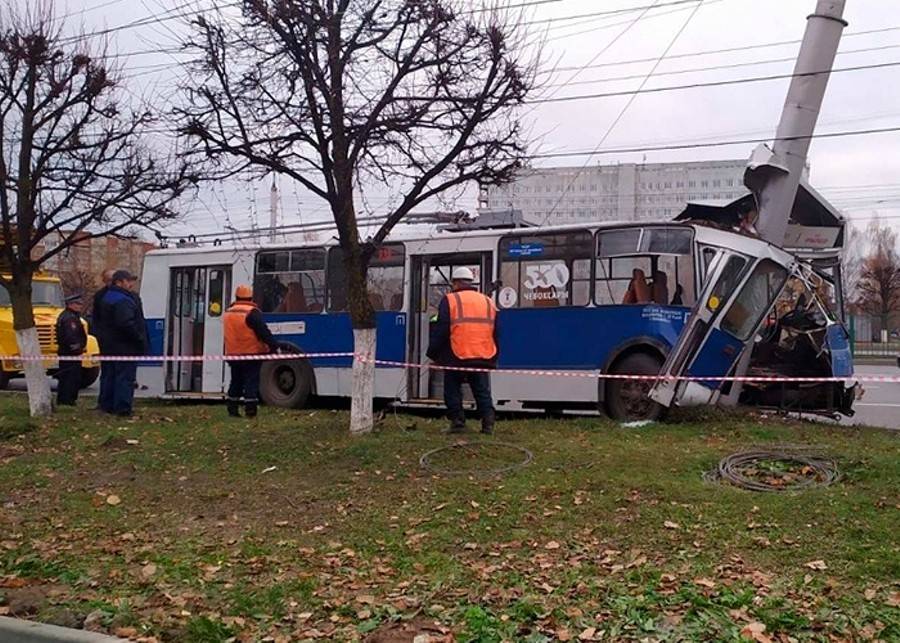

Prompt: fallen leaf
xmin=740 ymin=621 xmax=773 ymax=643
xmin=470 ymin=500 xmax=480 ymax=508
xmin=664 ymin=520 xmax=680 ymax=530
xmin=356 ymin=594 xmax=375 ymax=605
xmin=556 ymin=628 xmax=572 ymax=641
xmin=694 ymin=578 xmax=716 ymax=589
xmin=0 ymin=606 xmax=9 ymax=616
xmin=579 ymin=626 xmax=597 ymax=640
xmin=804 ymin=560 xmax=827 ymax=571
xmin=114 ymin=627 xmax=139 ymax=638
xmin=261 ymin=466 xmax=277 ymax=474
xmin=106 ymin=494 xmax=121 ymax=506
xmin=545 ymin=541 xmax=560 ymax=550
xmin=864 ymin=588 xmax=877 ymax=601
xmin=887 ymin=591 xmax=900 ymax=607
xmin=140 ymin=563 xmax=157 ymax=579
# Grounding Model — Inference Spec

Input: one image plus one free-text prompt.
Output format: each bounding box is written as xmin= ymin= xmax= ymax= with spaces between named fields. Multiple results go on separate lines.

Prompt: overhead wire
xmin=539 ymin=0 xmax=707 ymax=227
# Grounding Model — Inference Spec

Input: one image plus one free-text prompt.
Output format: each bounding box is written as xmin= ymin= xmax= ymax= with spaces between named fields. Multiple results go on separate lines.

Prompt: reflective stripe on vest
xmin=223 ymin=301 xmax=269 ymax=355
xmin=447 ymin=289 xmax=497 ymax=361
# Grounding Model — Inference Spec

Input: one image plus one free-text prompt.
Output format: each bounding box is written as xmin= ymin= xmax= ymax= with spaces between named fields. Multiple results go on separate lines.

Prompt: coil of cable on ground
xmin=704 ymin=445 xmax=840 ymax=492
xmin=420 ymin=440 xmax=534 ymax=477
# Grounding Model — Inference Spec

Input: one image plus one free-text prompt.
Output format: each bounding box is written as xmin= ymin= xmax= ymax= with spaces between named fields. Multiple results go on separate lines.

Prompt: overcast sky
xmin=27 ymin=0 xmax=900 ymax=237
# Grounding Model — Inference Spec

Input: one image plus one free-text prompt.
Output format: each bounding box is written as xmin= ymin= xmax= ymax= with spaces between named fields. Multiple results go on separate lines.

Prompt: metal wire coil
xmin=704 ymin=445 xmax=840 ymax=492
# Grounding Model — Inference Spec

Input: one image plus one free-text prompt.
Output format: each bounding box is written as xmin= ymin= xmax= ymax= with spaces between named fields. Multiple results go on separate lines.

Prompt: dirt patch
xmin=100 ymin=435 xmax=131 ymax=450
xmin=364 ymin=617 xmax=453 ymax=643
xmin=0 ymin=583 xmax=62 ymax=617
xmin=0 ymin=445 xmax=24 ymax=460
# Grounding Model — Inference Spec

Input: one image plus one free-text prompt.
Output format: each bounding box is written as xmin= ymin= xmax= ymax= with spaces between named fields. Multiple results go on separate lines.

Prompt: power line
xmin=529 ymin=125 xmax=900 ymax=160
xmin=540 ymin=0 xmax=706 ymax=227
xmin=541 ymin=43 xmax=900 ymax=89
xmin=523 ymin=0 xmax=699 ymax=25
xmin=540 ymin=26 xmax=900 ymax=74
xmin=529 ymin=59 xmax=900 ymax=104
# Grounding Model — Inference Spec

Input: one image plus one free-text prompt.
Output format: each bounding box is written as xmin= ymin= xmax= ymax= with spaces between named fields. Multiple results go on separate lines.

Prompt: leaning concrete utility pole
xmin=747 ymin=0 xmax=847 ymax=245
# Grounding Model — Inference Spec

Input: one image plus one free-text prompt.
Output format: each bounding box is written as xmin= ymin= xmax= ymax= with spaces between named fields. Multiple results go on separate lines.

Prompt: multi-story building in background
xmin=32 ymin=231 xmax=156 ymax=308
xmin=479 ymin=160 xmax=750 ymax=224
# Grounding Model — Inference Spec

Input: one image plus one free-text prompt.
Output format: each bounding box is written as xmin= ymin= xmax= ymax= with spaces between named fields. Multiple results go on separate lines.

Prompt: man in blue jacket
xmin=98 ymin=270 xmax=148 ymax=416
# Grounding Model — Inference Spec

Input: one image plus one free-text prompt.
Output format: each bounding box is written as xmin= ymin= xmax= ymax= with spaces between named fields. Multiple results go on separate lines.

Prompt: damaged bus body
xmin=658 ymin=178 xmax=855 ymax=419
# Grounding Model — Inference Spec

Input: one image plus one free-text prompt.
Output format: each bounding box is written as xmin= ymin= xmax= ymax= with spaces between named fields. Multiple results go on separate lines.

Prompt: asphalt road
xmin=842 ymin=363 xmax=900 ymax=430
xmin=4 ymin=361 xmax=900 ymax=430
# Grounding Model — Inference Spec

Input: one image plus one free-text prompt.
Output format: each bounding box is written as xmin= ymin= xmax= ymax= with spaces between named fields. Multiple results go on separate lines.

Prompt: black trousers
xmin=227 ymin=361 xmax=261 ymax=403
xmin=56 ymin=358 xmax=80 ymax=406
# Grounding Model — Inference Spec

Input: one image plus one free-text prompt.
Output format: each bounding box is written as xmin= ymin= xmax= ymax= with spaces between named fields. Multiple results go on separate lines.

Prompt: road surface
xmin=842 ymin=363 xmax=900 ymax=430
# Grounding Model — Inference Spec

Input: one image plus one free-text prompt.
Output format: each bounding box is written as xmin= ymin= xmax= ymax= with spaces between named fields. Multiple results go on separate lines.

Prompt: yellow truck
xmin=0 ymin=274 xmax=101 ymax=389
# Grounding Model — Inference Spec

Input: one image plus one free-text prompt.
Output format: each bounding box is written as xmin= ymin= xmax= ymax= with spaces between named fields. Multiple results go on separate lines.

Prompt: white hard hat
xmin=451 ymin=267 xmax=475 ymax=282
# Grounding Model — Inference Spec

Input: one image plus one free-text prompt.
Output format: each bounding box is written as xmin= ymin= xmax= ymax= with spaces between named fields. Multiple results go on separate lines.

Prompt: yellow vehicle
xmin=0 ymin=274 xmax=101 ymax=390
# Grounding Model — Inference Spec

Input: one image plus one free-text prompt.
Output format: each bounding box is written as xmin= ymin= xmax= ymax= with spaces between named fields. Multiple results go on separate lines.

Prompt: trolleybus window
xmin=595 ymin=227 xmax=694 ymax=306
xmin=722 ymin=259 xmax=788 ymax=339
xmin=255 ymin=248 xmax=326 ymax=313
xmin=327 ymin=243 xmax=405 ymax=312
xmin=497 ymin=230 xmax=592 ymax=308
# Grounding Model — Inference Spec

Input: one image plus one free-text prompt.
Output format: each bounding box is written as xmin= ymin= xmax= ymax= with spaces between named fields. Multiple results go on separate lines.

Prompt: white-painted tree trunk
xmin=16 ymin=326 xmax=53 ymax=417
xmin=349 ymin=327 xmax=376 ymax=435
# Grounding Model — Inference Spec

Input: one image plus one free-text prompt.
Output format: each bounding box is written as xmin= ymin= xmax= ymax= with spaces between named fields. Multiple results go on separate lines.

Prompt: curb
xmin=0 ymin=617 xmax=126 ymax=643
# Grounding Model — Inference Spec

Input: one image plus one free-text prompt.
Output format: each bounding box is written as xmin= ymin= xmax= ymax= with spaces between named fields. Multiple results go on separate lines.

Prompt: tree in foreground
xmin=856 ymin=219 xmax=900 ymax=333
xmin=178 ymin=0 xmax=538 ymax=433
xmin=0 ymin=4 xmax=196 ymax=416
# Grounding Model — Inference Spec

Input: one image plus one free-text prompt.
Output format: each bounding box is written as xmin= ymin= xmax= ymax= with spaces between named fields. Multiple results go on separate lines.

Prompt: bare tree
xmin=177 ymin=0 xmax=538 ymax=433
xmin=0 ymin=4 xmax=197 ymax=416
xmin=856 ymin=220 xmax=900 ymax=332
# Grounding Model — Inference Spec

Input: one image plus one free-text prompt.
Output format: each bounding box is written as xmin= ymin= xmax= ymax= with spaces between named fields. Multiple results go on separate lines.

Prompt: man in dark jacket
xmin=55 ymin=292 xmax=88 ymax=406
xmin=92 ymin=269 xmax=114 ymax=411
xmin=427 ymin=267 xmax=500 ymax=434
xmin=98 ymin=270 xmax=148 ymax=416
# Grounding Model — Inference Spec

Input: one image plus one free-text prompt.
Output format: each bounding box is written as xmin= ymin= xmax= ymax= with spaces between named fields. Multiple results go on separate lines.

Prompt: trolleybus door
xmin=650 ymin=249 xmax=793 ymax=409
xmin=408 ymin=252 xmax=492 ymax=401
xmin=166 ymin=265 xmax=231 ymax=394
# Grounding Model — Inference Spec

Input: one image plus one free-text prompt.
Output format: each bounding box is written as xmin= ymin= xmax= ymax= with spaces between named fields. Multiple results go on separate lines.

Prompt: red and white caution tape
xmin=1 ymin=352 xmax=896 ymax=383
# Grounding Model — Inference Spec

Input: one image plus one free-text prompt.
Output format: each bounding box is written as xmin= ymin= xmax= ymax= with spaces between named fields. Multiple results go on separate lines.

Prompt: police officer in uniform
xmin=427 ymin=267 xmax=500 ymax=434
xmin=223 ymin=284 xmax=278 ymax=418
xmin=55 ymin=292 xmax=88 ymax=406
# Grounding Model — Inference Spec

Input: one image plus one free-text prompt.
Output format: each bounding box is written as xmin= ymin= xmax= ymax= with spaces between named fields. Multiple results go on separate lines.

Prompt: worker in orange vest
xmin=223 ymin=284 xmax=278 ymax=418
xmin=427 ymin=267 xmax=499 ymax=434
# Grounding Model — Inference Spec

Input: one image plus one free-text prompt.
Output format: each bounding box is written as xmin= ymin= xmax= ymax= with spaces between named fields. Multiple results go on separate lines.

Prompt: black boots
xmin=481 ymin=409 xmax=495 ymax=435
xmin=446 ymin=411 xmax=466 ymax=434
xmin=227 ymin=399 xmax=257 ymax=418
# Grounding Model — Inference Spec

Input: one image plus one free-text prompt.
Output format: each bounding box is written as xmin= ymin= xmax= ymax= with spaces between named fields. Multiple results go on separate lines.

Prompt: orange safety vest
xmin=447 ymin=289 xmax=497 ymax=361
xmin=223 ymin=301 xmax=269 ymax=356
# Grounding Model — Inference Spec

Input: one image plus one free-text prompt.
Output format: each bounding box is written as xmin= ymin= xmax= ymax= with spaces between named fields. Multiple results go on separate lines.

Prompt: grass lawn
xmin=0 ymin=396 xmax=898 ymax=642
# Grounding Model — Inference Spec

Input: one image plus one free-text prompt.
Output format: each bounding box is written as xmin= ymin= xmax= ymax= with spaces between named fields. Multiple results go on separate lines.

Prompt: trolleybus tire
xmin=80 ymin=366 xmax=100 ymax=389
xmin=605 ymin=352 xmax=665 ymax=422
xmin=260 ymin=357 xmax=314 ymax=409
xmin=0 ymin=370 xmax=9 ymax=390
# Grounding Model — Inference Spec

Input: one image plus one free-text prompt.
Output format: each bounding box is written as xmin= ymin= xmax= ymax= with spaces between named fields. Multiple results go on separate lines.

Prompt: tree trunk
xmin=350 ymin=327 xmax=375 ymax=435
xmin=9 ymin=280 xmax=52 ymax=417
xmin=345 ymin=243 xmax=377 ymax=435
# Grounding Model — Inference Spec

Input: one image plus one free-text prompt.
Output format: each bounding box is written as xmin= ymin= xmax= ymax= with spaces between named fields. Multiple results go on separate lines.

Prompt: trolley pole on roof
xmin=746 ymin=0 xmax=848 ymax=246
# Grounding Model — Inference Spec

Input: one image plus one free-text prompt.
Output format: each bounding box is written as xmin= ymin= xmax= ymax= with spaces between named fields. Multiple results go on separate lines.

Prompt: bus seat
xmin=652 ymin=271 xmax=669 ymax=305
xmin=278 ymin=281 xmax=307 ymax=312
xmin=623 ymin=269 xmax=650 ymax=304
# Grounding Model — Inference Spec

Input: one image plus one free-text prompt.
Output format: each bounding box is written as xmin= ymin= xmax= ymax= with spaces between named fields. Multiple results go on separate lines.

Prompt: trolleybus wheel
xmin=605 ymin=353 xmax=665 ymax=422
xmin=260 ymin=358 xmax=314 ymax=409
xmin=80 ymin=366 xmax=100 ymax=389
xmin=0 ymin=370 xmax=9 ymax=390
